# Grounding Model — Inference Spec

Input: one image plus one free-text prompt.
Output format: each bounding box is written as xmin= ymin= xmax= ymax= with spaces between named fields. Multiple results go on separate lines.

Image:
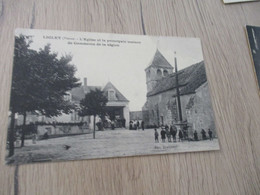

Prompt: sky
xmin=15 ymin=29 xmax=204 ymax=111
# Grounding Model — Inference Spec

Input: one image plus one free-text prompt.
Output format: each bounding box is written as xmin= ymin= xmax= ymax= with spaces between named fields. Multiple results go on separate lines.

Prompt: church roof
xmin=102 ymin=82 xmax=129 ymax=102
xmin=145 ymin=49 xmax=173 ymax=70
xmin=70 ymin=82 xmax=129 ymax=102
xmin=147 ymin=61 xmax=207 ymax=97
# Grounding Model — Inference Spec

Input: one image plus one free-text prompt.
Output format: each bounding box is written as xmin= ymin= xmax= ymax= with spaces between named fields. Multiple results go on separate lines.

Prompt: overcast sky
xmin=15 ymin=29 xmax=204 ymax=111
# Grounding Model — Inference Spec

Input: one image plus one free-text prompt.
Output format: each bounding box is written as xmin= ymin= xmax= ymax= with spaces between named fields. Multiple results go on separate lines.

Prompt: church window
xmin=157 ymin=69 xmax=162 ymax=77
xmin=163 ymin=70 xmax=168 ymax=76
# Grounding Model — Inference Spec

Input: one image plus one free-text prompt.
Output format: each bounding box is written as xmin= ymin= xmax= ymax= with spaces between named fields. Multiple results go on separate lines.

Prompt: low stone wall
xmin=37 ymin=124 xmax=91 ymax=138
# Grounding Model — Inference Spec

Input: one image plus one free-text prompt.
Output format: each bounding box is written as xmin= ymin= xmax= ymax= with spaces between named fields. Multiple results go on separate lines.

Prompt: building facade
xmin=16 ymin=78 xmax=130 ymax=131
xmin=142 ymin=49 xmax=216 ymax=137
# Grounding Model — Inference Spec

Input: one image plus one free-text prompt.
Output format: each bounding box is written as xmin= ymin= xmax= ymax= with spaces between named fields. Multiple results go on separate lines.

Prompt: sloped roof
xmin=145 ymin=49 xmax=173 ymax=70
xmin=71 ymin=81 xmax=129 ymax=102
xmin=71 ymin=86 xmax=101 ymax=102
xmin=147 ymin=61 xmax=207 ymax=97
xmin=103 ymin=82 xmax=129 ymax=102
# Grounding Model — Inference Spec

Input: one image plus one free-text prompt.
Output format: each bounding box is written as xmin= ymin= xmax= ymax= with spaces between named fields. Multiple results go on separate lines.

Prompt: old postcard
xmin=6 ymin=29 xmax=219 ymax=165
xmin=246 ymin=25 xmax=260 ymax=91
xmin=223 ymin=0 xmax=258 ymax=3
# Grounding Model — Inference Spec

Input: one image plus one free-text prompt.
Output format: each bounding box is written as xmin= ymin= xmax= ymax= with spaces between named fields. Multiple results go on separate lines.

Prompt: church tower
xmin=145 ymin=49 xmax=174 ymax=93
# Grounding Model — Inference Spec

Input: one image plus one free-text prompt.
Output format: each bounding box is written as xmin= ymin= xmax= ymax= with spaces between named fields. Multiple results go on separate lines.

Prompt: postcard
xmin=223 ymin=0 xmax=258 ymax=3
xmin=5 ymin=29 xmax=220 ymax=165
xmin=246 ymin=25 xmax=260 ymax=91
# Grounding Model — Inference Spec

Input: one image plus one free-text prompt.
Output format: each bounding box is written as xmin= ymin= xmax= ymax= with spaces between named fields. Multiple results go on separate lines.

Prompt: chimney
xmin=84 ymin=78 xmax=87 ymax=86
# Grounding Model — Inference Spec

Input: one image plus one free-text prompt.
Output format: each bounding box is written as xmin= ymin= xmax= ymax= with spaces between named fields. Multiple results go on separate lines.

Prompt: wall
xmin=144 ymin=89 xmax=193 ymax=126
xmin=130 ymin=111 xmax=143 ymax=120
xmin=37 ymin=124 xmax=91 ymax=137
xmin=186 ymin=82 xmax=216 ymax=139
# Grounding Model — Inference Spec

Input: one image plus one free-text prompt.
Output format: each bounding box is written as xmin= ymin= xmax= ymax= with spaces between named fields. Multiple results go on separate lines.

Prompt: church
xmin=142 ymin=49 xmax=216 ymax=138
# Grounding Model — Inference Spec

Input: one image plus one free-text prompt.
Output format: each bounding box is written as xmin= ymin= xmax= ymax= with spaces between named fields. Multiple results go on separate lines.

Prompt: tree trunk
xmin=21 ymin=112 xmax=26 ymax=147
xmin=8 ymin=112 xmax=15 ymax=157
xmin=93 ymin=115 xmax=96 ymax=139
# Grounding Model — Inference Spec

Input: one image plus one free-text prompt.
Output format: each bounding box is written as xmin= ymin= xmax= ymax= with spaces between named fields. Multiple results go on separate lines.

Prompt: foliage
xmin=78 ymin=89 xmax=108 ymax=139
xmin=10 ymin=35 xmax=81 ymax=116
xmin=78 ymin=89 xmax=108 ymax=117
xmin=8 ymin=35 xmax=81 ymax=155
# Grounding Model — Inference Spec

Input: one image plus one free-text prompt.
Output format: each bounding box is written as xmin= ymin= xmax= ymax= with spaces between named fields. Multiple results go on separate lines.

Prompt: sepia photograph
xmin=246 ymin=25 xmax=260 ymax=90
xmin=5 ymin=29 xmax=219 ymax=165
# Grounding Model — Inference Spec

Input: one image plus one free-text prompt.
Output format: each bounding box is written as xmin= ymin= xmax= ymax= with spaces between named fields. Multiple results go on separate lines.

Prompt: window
xmin=108 ymin=89 xmax=116 ymax=101
xmin=157 ymin=69 xmax=162 ymax=77
xmin=163 ymin=70 xmax=168 ymax=76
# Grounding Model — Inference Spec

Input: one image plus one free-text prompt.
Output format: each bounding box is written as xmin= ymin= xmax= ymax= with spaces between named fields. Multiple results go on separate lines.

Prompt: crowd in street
xmin=129 ymin=120 xmax=145 ymax=130
xmin=154 ymin=125 xmax=213 ymax=143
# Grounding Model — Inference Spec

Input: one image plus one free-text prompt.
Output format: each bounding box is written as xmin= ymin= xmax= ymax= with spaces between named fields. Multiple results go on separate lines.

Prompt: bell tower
xmin=145 ymin=49 xmax=174 ymax=93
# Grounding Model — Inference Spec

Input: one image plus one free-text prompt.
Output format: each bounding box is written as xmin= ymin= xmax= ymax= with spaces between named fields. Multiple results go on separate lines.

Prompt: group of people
xmin=193 ymin=129 xmax=213 ymax=141
xmin=154 ymin=125 xmax=180 ymax=143
xmin=154 ymin=125 xmax=214 ymax=143
xmin=129 ymin=120 xmax=145 ymax=130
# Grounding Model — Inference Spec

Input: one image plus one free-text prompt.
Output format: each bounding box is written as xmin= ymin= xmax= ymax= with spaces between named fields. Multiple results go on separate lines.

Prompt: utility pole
xmin=175 ymin=52 xmax=183 ymax=122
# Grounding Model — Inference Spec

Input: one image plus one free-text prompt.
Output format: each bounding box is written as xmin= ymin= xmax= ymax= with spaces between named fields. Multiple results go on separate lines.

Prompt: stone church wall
xmin=144 ymin=90 xmax=193 ymax=127
xmin=186 ymin=82 xmax=216 ymax=139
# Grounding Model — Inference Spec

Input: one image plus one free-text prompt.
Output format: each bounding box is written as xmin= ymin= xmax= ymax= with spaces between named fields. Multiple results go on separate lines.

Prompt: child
xmin=208 ymin=129 xmax=213 ymax=140
xmin=160 ymin=127 xmax=166 ymax=143
xmin=154 ymin=129 xmax=159 ymax=143
xmin=194 ymin=130 xmax=198 ymax=141
xmin=165 ymin=128 xmax=171 ymax=142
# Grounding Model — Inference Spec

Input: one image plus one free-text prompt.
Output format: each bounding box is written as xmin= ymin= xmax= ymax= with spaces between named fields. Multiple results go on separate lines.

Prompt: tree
xmin=8 ymin=35 xmax=80 ymax=156
xmin=78 ymin=89 xmax=108 ymax=139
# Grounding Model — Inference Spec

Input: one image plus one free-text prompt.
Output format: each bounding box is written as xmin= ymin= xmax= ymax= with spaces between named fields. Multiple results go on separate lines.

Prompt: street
xmin=6 ymin=129 xmax=219 ymax=165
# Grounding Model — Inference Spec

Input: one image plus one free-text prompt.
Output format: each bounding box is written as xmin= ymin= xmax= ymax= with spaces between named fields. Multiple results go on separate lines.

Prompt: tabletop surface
xmin=1 ymin=0 xmax=260 ymax=194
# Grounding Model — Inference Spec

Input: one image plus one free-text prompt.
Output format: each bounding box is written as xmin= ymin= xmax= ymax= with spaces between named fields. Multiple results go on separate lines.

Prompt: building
xmin=142 ymin=49 xmax=216 ymax=138
xmin=130 ymin=111 xmax=143 ymax=121
xmin=16 ymin=78 xmax=130 ymax=131
xmin=54 ymin=78 xmax=130 ymax=129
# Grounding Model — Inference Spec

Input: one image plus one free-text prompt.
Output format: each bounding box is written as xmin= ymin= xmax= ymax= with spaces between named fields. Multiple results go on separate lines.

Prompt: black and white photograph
xmin=6 ymin=29 xmax=219 ymax=165
xmin=246 ymin=25 xmax=260 ymax=90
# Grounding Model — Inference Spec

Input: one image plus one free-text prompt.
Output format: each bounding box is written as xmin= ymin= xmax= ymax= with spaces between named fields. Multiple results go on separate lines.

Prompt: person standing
xmin=122 ymin=118 xmax=126 ymax=128
xmin=208 ymin=129 xmax=213 ymax=140
xmin=194 ymin=130 xmax=198 ymax=141
xmin=141 ymin=120 xmax=144 ymax=131
xmin=154 ymin=129 xmax=159 ymax=143
xmin=160 ymin=127 xmax=166 ymax=143
xmin=165 ymin=127 xmax=171 ymax=142
xmin=111 ymin=120 xmax=115 ymax=130
xmin=129 ymin=121 xmax=133 ymax=130
xmin=170 ymin=125 xmax=177 ymax=142
xmin=137 ymin=120 xmax=140 ymax=130
xmin=178 ymin=130 xmax=183 ymax=142
xmin=201 ymin=129 xmax=206 ymax=140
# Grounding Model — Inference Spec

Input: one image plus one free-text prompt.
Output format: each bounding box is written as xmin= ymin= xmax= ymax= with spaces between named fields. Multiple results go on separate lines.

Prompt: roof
xmin=70 ymin=81 xmax=129 ymax=102
xmin=145 ymin=49 xmax=173 ymax=70
xmin=102 ymin=82 xmax=129 ymax=102
xmin=71 ymin=86 xmax=101 ymax=102
xmin=147 ymin=61 xmax=207 ymax=97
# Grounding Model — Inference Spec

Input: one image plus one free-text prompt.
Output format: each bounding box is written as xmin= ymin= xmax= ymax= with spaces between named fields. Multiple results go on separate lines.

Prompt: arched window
xmin=163 ymin=70 xmax=168 ymax=76
xmin=157 ymin=69 xmax=162 ymax=77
